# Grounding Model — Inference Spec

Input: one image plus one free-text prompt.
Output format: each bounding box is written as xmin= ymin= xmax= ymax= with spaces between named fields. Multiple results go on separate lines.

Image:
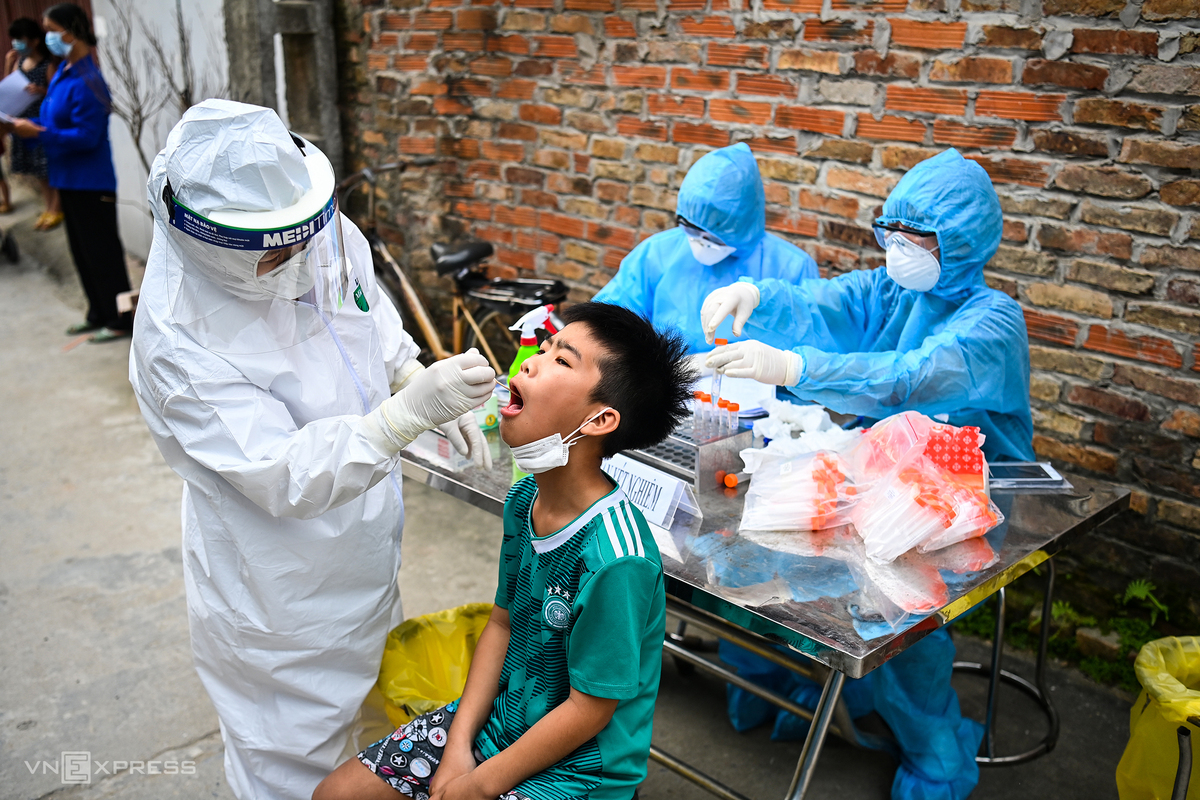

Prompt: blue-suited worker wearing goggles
xmin=701 ymin=148 xmax=1034 ymax=800
xmin=593 ymin=142 xmax=818 ymax=354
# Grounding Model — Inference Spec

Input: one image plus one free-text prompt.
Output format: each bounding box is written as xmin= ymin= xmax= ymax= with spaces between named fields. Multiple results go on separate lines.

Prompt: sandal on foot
xmin=88 ymin=327 xmax=132 ymax=344
xmin=39 ymin=212 xmax=63 ymax=230
xmin=66 ymin=321 xmax=102 ymax=335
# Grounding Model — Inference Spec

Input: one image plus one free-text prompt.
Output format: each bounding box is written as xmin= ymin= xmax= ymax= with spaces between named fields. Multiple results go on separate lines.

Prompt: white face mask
xmin=885 ymin=235 xmax=941 ymax=292
xmin=684 ymin=229 xmax=736 ymax=267
xmin=510 ymin=407 xmax=612 ymax=474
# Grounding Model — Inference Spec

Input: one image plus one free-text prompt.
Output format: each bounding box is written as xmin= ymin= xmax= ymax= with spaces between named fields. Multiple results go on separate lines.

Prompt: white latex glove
xmin=706 ymin=340 xmax=803 ymax=386
xmin=687 ymin=352 xmax=713 ymax=378
xmin=370 ymin=349 xmax=496 ymax=452
xmin=441 ymin=412 xmax=493 ymax=470
xmin=700 ymin=282 xmax=761 ymax=345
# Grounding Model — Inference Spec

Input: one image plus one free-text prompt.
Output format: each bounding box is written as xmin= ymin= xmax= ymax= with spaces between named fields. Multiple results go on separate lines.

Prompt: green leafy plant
xmin=1051 ymin=600 xmax=1097 ymax=632
xmin=1121 ymin=580 xmax=1169 ymax=626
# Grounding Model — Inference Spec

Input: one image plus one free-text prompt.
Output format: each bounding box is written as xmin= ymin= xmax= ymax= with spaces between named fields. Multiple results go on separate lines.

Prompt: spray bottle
xmin=507 ymin=304 xmax=558 ymax=385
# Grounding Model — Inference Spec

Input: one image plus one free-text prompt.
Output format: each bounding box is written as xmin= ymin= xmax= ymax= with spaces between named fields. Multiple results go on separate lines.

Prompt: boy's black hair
xmin=559 ymin=302 xmax=695 ymax=458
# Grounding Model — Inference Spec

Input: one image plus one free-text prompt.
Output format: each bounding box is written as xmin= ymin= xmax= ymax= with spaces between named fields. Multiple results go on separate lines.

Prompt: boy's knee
xmin=312 ymin=760 xmax=388 ymax=800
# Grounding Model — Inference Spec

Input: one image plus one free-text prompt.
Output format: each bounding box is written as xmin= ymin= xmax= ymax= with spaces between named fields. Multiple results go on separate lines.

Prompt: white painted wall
xmin=92 ymin=0 xmax=228 ymax=261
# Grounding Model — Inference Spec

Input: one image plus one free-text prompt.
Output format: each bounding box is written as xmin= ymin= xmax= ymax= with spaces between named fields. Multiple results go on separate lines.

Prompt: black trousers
xmin=59 ymin=189 xmax=131 ymax=330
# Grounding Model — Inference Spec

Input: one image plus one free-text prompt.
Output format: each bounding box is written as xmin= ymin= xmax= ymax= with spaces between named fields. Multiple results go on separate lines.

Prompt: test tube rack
xmin=628 ymin=419 xmax=753 ymax=492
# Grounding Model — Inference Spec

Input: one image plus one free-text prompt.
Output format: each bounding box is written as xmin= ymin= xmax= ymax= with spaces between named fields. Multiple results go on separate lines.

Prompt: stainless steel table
xmin=400 ymin=432 xmax=1130 ymax=800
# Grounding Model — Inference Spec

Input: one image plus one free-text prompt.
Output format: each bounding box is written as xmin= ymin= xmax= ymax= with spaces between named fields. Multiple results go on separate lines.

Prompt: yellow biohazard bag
xmin=377 ymin=603 xmax=494 ymax=728
xmin=1116 ymin=636 xmax=1200 ymax=799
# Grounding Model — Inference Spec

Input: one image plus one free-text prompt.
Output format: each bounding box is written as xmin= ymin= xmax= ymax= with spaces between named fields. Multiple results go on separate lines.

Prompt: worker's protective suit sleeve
xmin=344 ymin=219 xmax=421 ymax=393
xmin=592 ymin=240 xmax=655 ymax=318
xmin=745 ymin=275 xmax=1030 ymax=420
xmin=153 ymin=353 xmax=402 ymax=521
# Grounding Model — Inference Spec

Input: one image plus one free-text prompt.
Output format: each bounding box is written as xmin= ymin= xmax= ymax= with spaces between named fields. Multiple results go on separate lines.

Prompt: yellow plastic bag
xmin=1117 ymin=636 xmax=1200 ymax=799
xmin=377 ymin=603 xmax=493 ymax=728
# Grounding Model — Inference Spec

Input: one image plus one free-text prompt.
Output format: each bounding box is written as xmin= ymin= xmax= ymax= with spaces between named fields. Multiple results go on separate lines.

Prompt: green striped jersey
xmin=475 ymin=476 xmax=666 ymax=800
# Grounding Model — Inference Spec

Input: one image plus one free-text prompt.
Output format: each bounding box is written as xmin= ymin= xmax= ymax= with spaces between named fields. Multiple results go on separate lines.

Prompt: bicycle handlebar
xmin=336 ymin=157 xmax=439 ymax=194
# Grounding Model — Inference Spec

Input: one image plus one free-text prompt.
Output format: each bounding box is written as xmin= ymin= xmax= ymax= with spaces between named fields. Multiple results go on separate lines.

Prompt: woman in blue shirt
xmin=8 ymin=3 xmax=130 ymax=342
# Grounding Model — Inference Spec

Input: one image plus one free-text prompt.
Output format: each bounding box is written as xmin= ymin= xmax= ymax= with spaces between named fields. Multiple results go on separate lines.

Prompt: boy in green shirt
xmin=316 ymin=303 xmax=694 ymax=800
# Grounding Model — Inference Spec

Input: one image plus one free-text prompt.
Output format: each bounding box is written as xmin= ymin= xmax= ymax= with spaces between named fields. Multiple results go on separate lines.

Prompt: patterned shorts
xmin=358 ymin=702 xmax=529 ymax=800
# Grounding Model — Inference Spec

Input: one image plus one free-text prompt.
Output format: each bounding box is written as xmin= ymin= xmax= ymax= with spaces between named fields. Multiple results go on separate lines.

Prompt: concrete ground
xmin=0 ymin=186 xmax=1133 ymax=800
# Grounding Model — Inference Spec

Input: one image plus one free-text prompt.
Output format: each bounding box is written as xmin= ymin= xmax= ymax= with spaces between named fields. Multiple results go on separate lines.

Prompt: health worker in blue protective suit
xmin=592 ymin=142 xmax=818 ymax=355
xmin=701 ymin=148 xmax=1033 ymax=800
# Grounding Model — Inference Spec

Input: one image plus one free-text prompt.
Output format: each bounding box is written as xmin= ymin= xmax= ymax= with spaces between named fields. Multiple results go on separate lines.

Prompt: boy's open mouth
xmin=501 ymin=378 xmax=525 ymax=418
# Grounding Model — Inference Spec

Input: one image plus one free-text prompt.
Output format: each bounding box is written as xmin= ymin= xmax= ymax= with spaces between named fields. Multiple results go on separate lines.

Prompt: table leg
xmin=983 ymin=586 xmax=1006 ymax=758
xmin=784 ymin=669 xmax=845 ymax=800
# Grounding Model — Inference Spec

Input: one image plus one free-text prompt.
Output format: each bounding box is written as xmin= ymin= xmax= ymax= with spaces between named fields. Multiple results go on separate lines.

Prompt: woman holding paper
xmin=5 ymin=17 xmax=60 ymax=229
xmin=5 ymin=4 xmax=130 ymax=342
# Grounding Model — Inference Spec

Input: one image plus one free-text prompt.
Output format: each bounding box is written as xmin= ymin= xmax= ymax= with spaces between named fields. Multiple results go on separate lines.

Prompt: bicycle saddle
xmin=431 ymin=240 xmax=494 ymax=275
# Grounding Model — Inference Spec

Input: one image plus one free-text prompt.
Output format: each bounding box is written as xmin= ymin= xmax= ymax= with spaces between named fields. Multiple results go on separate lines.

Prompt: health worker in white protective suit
xmin=129 ymin=99 xmax=496 ymax=800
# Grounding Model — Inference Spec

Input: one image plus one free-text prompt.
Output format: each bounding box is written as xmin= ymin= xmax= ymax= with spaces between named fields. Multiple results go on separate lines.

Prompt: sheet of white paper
xmin=0 ymin=70 xmax=34 ymax=118
xmin=602 ymin=453 xmax=685 ymax=528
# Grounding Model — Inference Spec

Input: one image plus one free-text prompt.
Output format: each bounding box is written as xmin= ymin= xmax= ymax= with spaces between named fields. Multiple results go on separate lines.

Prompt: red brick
xmin=763 ymin=182 xmax=790 ymax=205
xmin=614 ymin=206 xmax=640 ymax=227
xmin=742 ymin=135 xmax=796 ymax=155
xmin=505 ymin=166 xmax=544 ymax=187
xmin=616 ymin=117 xmax=669 ymax=140
xmin=1114 ymin=364 xmax=1200 ymax=405
xmin=1083 ymin=326 xmax=1183 ymax=368
xmin=566 ymin=0 xmax=614 ymax=8
xmin=603 ymin=248 xmax=628 ymax=270
xmin=708 ymin=43 xmax=768 ymax=68
xmin=481 ymin=141 xmax=526 ymax=162
xmin=451 ymin=78 xmax=492 ymax=98
xmin=497 ymin=79 xmax=537 ymax=99
xmin=826 ymin=166 xmax=897 ymax=198
xmin=965 ymin=155 xmax=1052 ymax=187
xmin=765 ymin=210 xmax=820 ymax=236
xmin=380 ymin=13 xmax=410 ymax=31
xmin=442 ymin=32 xmax=485 ymax=51
xmin=737 ymin=73 xmax=798 ymax=98
xmin=444 ymin=138 xmax=482 ymax=159
xmin=595 ymin=181 xmax=630 ymax=203
xmin=1120 ymin=139 xmax=1200 ymax=170
xmin=399 ymin=136 xmax=437 ymax=155
xmin=547 ymin=173 xmax=592 ymax=195
xmin=648 ymin=94 xmax=705 ymax=118
xmin=853 ymin=51 xmax=920 ymax=79
xmin=367 ymin=52 xmax=390 ymax=71
xmin=711 ymin=98 xmax=774 ymax=125
xmin=933 ymin=120 xmax=1017 ymax=149
xmin=478 ymin=226 xmax=514 ymax=246
xmin=394 ymin=54 xmax=429 ymax=71
xmin=497 ymin=122 xmax=538 ymax=141
xmin=413 ymin=11 xmax=453 ymax=29
xmin=669 ymin=0 xmax=706 ymax=9
xmin=1022 ymin=59 xmax=1109 ymax=91
xmin=830 ymin=0 xmax=905 ymax=8
xmin=587 ymin=224 xmax=637 ymax=249
xmin=776 ymin=105 xmax=846 ymax=136
xmin=493 ymin=205 xmax=538 ymax=227
xmin=671 ymin=68 xmax=730 ymax=91
xmin=1033 ymin=435 xmax=1117 ymax=475
xmin=1068 ymin=385 xmax=1150 ymax=421
xmin=976 ymin=91 xmax=1065 ymax=122
xmin=980 ymin=25 xmax=1043 ymax=49
xmin=470 ymin=56 xmax=512 ymax=77
xmin=521 ymin=190 xmax=558 ymax=208
xmin=604 ymin=17 xmax=636 ymax=37
xmin=1075 ymin=97 xmax=1166 ymax=132
xmin=803 ymin=19 xmax=874 ymax=43
xmin=445 ymin=182 xmax=475 ymax=199
xmin=539 ymin=211 xmax=585 ymax=238
xmin=1031 ymin=129 xmax=1108 ymax=157
xmin=496 ymin=246 xmax=536 ymax=271
xmin=1002 ymin=220 xmax=1029 ymax=242
xmin=888 ymin=18 xmax=967 ymax=49
xmin=1024 ymin=309 xmax=1080 ymax=346
xmin=533 ymin=36 xmax=578 ymax=58
xmin=673 ymin=122 xmax=732 ymax=147
xmin=489 ymin=35 xmax=531 ymax=55
xmin=885 ymin=86 xmax=968 ymax=116
xmin=620 ymin=0 xmax=658 ymax=9
xmin=456 ymin=8 xmax=497 ymax=29
xmin=679 ymin=16 xmax=737 ymax=38
xmin=411 ymin=80 xmax=448 ymax=96
xmin=762 ymin=0 xmax=822 ymax=10
xmin=929 ymin=56 xmax=1013 ymax=84
xmin=799 ymin=189 xmax=859 ymax=218
xmin=1037 ymin=224 xmax=1133 ymax=260
xmin=466 ymin=161 xmax=502 ymax=180
xmin=560 ymin=64 xmax=607 ymax=85
xmin=1071 ymin=28 xmax=1158 ymax=56
xmin=856 ymin=113 xmax=926 ymax=143
xmin=520 ymin=104 xmax=562 ymax=125
xmin=434 ymin=97 xmax=473 ymax=115
xmin=807 ymin=243 xmax=861 ymax=271
xmin=1162 ymin=181 xmax=1200 ymax=208
xmin=454 ymin=200 xmax=493 ymax=220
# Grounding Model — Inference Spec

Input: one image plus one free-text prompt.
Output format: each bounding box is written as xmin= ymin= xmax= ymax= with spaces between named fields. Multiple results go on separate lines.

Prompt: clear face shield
xmin=162 ymin=183 xmax=367 ymax=355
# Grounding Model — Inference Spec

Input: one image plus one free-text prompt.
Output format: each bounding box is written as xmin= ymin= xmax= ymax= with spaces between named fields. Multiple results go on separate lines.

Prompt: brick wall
xmin=338 ymin=0 xmax=1200 ymax=624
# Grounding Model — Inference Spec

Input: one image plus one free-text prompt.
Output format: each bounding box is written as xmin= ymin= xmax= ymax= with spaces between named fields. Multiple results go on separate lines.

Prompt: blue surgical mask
xmin=12 ymin=40 xmax=27 ymax=53
xmin=45 ymin=31 xmax=71 ymax=58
